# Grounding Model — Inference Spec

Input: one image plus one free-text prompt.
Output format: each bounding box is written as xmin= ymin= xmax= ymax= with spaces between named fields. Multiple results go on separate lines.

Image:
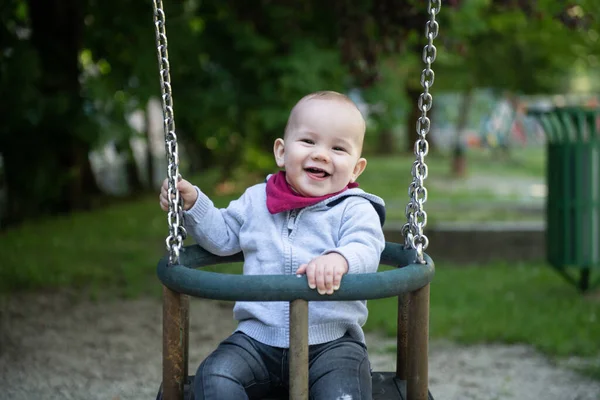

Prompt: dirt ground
xmin=1 ymin=292 xmax=599 ymax=400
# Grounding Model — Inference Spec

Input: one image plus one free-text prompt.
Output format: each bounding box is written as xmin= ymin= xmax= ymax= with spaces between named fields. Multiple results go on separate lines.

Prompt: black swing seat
xmin=156 ymin=242 xmax=435 ymax=400
xmin=156 ymin=372 xmax=435 ymax=400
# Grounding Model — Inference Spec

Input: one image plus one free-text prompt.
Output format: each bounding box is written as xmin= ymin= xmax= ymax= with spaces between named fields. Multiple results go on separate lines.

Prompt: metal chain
xmin=402 ymin=0 xmax=440 ymax=264
xmin=150 ymin=0 xmax=438 ymax=265
xmin=152 ymin=0 xmax=187 ymax=265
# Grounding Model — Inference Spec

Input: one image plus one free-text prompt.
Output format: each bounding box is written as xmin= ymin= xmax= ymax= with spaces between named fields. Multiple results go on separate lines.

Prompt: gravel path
xmin=1 ymin=293 xmax=598 ymax=400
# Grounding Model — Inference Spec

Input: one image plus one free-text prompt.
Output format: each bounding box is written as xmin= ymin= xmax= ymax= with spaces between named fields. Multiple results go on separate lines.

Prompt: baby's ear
xmin=350 ymin=158 xmax=367 ymax=183
xmin=273 ymin=138 xmax=285 ymax=168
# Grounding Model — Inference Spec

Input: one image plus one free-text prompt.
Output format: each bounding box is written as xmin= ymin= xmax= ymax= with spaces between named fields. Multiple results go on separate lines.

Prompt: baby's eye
xmin=333 ymin=146 xmax=346 ymax=152
xmin=301 ymin=139 xmax=315 ymax=144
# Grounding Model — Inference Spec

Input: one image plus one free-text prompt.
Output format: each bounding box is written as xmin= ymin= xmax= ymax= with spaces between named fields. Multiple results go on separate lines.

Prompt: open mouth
xmin=304 ymin=167 xmax=330 ymax=179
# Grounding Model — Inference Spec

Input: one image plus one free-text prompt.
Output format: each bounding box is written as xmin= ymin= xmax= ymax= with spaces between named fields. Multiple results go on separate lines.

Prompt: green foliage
xmin=361 ymin=56 xmax=413 ymax=145
xmin=438 ymin=0 xmax=598 ymax=94
xmin=142 ymin=1 xmax=350 ymax=172
xmin=1 ymin=0 xmax=38 ymax=131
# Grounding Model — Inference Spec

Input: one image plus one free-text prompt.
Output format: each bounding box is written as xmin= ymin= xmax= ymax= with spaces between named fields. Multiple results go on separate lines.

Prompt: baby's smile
xmin=305 ymin=167 xmax=331 ymax=179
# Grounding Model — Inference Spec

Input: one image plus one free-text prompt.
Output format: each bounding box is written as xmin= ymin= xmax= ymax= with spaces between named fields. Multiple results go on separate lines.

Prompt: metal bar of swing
xmin=289 ymin=300 xmax=309 ymax=399
xmin=162 ymin=287 xmax=189 ymax=399
xmin=151 ymin=0 xmax=191 ymax=395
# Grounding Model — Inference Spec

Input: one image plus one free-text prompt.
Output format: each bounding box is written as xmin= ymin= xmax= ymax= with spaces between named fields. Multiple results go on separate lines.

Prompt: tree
xmin=0 ymin=0 xmax=349 ymax=224
xmin=1 ymin=0 xmax=101 ymax=225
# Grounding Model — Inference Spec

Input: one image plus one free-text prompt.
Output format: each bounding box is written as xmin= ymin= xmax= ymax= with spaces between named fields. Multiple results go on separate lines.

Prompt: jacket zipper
xmin=287 ymin=210 xmax=297 ymax=233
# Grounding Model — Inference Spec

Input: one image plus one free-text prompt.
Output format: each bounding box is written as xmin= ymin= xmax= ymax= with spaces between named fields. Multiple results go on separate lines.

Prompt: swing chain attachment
xmin=152 ymin=0 xmax=187 ymax=265
xmin=402 ymin=0 xmax=440 ymax=264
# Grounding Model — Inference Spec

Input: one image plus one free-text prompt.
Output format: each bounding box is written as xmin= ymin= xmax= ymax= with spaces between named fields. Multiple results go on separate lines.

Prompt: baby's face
xmin=274 ymin=99 xmax=367 ymax=197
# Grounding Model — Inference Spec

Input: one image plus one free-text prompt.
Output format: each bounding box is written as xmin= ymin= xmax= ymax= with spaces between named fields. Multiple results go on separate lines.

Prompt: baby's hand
xmin=159 ymin=178 xmax=198 ymax=211
xmin=296 ymin=253 xmax=348 ymax=295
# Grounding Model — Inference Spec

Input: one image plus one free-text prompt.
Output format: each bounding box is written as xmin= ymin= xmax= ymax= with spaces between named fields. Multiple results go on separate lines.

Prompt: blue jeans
xmin=194 ymin=331 xmax=372 ymax=400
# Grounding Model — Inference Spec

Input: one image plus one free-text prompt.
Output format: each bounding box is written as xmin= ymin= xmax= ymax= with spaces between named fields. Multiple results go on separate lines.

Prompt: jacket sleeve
xmin=182 ymin=187 xmax=247 ymax=256
xmin=325 ymin=199 xmax=386 ymax=274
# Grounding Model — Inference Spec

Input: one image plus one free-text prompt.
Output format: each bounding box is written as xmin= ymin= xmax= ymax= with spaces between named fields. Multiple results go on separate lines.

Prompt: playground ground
xmin=1 ymin=291 xmax=599 ymax=400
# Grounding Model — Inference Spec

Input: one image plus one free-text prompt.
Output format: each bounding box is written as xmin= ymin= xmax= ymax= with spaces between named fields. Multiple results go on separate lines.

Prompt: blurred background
xmin=1 ymin=0 xmax=600 ymax=398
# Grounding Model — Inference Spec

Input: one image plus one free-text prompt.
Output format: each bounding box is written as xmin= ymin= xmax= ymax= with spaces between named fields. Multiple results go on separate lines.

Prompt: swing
xmin=152 ymin=1 xmax=440 ymax=399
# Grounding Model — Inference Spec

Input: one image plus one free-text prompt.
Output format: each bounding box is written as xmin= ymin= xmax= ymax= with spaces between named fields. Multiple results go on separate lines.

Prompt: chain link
xmin=402 ymin=0 xmax=440 ymax=264
xmin=152 ymin=0 xmax=187 ymax=265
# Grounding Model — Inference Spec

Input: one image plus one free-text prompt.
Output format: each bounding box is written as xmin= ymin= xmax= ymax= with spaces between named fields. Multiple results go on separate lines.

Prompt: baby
xmin=160 ymin=91 xmax=385 ymax=399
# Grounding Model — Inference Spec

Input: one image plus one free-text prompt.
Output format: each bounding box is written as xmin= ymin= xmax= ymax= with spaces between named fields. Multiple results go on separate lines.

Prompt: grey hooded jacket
xmin=184 ymin=179 xmax=386 ymax=347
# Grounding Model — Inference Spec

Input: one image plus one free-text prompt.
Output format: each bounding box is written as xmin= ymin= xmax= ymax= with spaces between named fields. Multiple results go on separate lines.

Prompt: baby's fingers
xmin=158 ymin=189 xmax=169 ymax=211
xmin=315 ymin=264 xmax=329 ymax=295
xmin=296 ymin=263 xmax=317 ymax=290
xmin=332 ymin=266 xmax=344 ymax=291
xmin=296 ymin=264 xmax=308 ymax=276
xmin=305 ymin=262 xmax=317 ymax=290
xmin=159 ymin=195 xmax=169 ymax=211
xmin=324 ymin=266 xmax=335 ymax=295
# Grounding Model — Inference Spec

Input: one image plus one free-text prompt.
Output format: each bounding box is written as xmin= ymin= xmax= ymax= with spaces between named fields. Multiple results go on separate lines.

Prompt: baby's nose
xmin=311 ymin=148 xmax=330 ymax=162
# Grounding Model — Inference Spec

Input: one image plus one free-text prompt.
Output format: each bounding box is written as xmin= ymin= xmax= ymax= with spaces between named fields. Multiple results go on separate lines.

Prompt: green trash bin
xmin=528 ymin=106 xmax=600 ymax=291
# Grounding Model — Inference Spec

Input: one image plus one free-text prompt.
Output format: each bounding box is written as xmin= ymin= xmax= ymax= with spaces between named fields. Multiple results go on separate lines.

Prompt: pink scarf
xmin=266 ymin=171 xmax=358 ymax=214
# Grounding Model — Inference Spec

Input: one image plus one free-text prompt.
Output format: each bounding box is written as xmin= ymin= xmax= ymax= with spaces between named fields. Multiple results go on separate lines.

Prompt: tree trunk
xmin=3 ymin=142 xmax=62 ymax=224
xmin=377 ymin=129 xmax=396 ymax=155
xmin=2 ymin=134 xmax=99 ymax=225
xmin=145 ymin=111 xmax=156 ymax=189
xmin=116 ymin=139 xmax=144 ymax=194
xmin=452 ymin=88 xmax=474 ymax=177
xmin=1 ymin=0 xmax=100 ymax=224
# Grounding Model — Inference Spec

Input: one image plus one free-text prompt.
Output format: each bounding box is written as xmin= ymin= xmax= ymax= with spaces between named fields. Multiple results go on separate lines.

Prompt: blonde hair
xmin=284 ymin=91 xmax=365 ymax=138
xmin=298 ymin=90 xmax=358 ymax=105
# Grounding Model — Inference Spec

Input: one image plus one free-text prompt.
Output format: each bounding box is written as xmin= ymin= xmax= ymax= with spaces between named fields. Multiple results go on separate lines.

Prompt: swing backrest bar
xmin=157 ymin=242 xmax=434 ymax=302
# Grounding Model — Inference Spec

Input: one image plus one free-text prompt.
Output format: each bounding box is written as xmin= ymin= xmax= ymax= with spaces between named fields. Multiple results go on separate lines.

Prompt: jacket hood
xmin=323 ymin=187 xmax=386 ymax=227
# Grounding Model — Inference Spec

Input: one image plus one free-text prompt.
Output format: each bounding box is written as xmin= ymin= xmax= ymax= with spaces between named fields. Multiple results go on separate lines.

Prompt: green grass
xmin=576 ymin=363 xmax=600 ymax=381
xmin=359 ymin=147 xmax=546 ymax=222
xmin=360 ymin=147 xmax=545 ymax=194
xmin=0 ymin=197 xmax=165 ymax=298
xmin=362 ymin=147 xmax=546 ymax=182
xmin=0 ymin=171 xmax=238 ymax=298
xmin=365 ymin=263 xmax=600 ymax=359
